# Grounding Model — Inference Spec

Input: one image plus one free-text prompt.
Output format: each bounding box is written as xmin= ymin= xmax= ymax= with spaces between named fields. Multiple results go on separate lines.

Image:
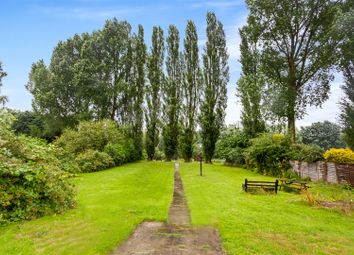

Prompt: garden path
xmin=111 ymin=162 xmax=225 ymax=255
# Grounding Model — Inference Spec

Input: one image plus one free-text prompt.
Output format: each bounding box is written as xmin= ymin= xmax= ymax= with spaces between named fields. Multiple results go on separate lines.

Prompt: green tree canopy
xmin=299 ymin=121 xmax=345 ymax=150
xmin=245 ymin=0 xmax=341 ymax=141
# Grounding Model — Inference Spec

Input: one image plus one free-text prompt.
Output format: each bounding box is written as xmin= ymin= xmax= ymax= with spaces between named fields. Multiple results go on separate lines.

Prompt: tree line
xmin=1 ymin=0 xmax=353 ymax=160
xmin=25 ymin=12 xmax=229 ymax=163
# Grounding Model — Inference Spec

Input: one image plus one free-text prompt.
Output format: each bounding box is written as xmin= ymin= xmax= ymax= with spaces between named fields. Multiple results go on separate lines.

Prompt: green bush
xmin=55 ymin=120 xmax=138 ymax=172
xmin=0 ymin=110 xmax=75 ymax=224
xmin=244 ymin=134 xmax=291 ymax=176
xmin=215 ymin=129 xmax=249 ymax=165
xmin=104 ymin=140 xmax=135 ymax=166
xmin=54 ymin=120 xmax=124 ymax=155
xmin=74 ymin=150 xmax=114 ymax=173
xmin=287 ymin=143 xmax=324 ymax=162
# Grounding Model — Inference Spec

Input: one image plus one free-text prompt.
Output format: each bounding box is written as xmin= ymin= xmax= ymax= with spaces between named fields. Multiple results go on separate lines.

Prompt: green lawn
xmin=1 ymin=161 xmax=353 ymax=255
xmin=0 ymin=161 xmax=174 ymax=255
xmin=180 ymin=162 xmax=354 ymax=255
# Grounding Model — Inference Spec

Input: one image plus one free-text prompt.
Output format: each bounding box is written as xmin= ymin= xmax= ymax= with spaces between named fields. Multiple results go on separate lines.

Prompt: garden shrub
xmin=54 ymin=120 xmax=124 ymax=155
xmin=244 ymin=133 xmax=291 ymax=176
xmin=0 ymin=110 xmax=75 ymax=224
xmin=104 ymin=140 xmax=135 ymax=166
xmin=55 ymin=120 xmax=137 ymax=172
xmin=287 ymin=143 xmax=324 ymax=162
xmin=74 ymin=150 xmax=114 ymax=173
xmin=215 ymin=129 xmax=249 ymax=165
xmin=323 ymin=148 xmax=354 ymax=164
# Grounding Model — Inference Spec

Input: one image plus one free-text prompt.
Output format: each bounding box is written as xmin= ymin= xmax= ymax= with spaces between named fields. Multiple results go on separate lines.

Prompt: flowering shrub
xmin=323 ymin=148 xmax=354 ymax=164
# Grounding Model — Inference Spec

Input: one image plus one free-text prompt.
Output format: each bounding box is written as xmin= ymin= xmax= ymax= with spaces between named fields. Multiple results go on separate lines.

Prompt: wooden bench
xmin=242 ymin=179 xmax=279 ymax=194
xmin=279 ymin=179 xmax=310 ymax=191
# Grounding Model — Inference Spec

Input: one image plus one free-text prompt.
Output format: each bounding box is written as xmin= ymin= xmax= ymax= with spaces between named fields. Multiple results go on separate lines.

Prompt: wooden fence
xmin=289 ymin=160 xmax=354 ymax=187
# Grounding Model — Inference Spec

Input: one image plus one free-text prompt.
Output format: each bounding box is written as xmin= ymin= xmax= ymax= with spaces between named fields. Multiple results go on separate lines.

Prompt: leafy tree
xmin=0 ymin=62 xmax=8 ymax=107
xmin=299 ymin=121 xmax=345 ymax=150
xmin=337 ymin=0 xmax=354 ymax=149
xmin=245 ymin=0 xmax=341 ymax=141
xmin=200 ymin=12 xmax=229 ymax=163
xmin=181 ymin=20 xmax=202 ymax=162
xmin=146 ymin=26 xmax=164 ymax=160
xmin=163 ymin=25 xmax=182 ymax=161
xmin=237 ymin=23 xmax=266 ymax=137
xmin=27 ymin=19 xmax=134 ymax=131
xmin=130 ymin=25 xmax=147 ymax=159
xmin=11 ymin=110 xmax=44 ymax=137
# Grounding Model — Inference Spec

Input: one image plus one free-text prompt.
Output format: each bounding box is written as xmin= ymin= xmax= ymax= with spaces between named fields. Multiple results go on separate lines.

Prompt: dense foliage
xmin=54 ymin=120 xmax=136 ymax=172
xmin=0 ymin=111 xmax=75 ymax=224
xmin=323 ymin=148 xmax=354 ymax=164
xmin=215 ymin=129 xmax=249 ymax=165
xmin=299 ymin=121 xmax=345 ymax=150
xmin=243 ymin=133 xmax=324 ymax=176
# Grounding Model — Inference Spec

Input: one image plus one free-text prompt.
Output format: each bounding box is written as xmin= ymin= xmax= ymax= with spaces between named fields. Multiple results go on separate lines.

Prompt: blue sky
xmin=0 ymin=0 xmax=343 ymax=127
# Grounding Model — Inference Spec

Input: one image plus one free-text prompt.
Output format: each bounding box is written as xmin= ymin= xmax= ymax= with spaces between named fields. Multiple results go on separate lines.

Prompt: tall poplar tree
xmin=0 ymin=62 xmax=8 ymax=107
xmin=146 ymin=26 xmax=164 ymax=160
xmin=181 ymin=20 xmax=202 ymax=162
xmin=163 ymin=25 xmax=182 ymax=161
xmin=338 ymin=0 xmax=354 ymax=148
xmin=200 ymin=12 xmax=229 ymax=163
xmin=237 ymin=23 xmax=265 ymax=138
xmin=131 ymin=25 xmax=147 ymax=159
xmin=245 ymin=0 xmax=340 ymax=141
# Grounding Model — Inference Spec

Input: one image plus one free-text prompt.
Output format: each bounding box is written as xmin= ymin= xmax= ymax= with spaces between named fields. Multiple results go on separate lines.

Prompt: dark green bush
xmin=244 ymin=134 xmax=291 ymax=176
xmin=55 ymin=120 xmax=137 ymax=172
xmin=54 ymin=120 xmax=124 ymax=155
xmin=287 ymin=143 xmax=324 ymax=162
xmin=104 ymin=140 xmax=135 ymax=166
xmin=74 ymin=149 xmax=114 ymax=173
xmin=0 ymin=111 xmax=75 ymax=224
xmin=215 ymin=129 xmax=249 ymax=165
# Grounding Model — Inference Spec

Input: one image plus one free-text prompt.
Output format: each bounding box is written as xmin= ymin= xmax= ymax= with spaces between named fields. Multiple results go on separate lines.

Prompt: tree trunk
xmin=288 ymin=114 xmax=296 ymax=143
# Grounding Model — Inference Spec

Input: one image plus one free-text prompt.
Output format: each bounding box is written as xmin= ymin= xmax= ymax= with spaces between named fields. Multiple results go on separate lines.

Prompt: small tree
xmin=299 ymin=121 xmax=345 ymax=150
xmin=200 ymin=12 xmax=229 ymax=163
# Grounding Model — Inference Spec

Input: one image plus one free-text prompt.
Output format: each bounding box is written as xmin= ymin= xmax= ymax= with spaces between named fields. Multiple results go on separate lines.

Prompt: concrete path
xmin=111 ymin=162 xmax=225 ymax=255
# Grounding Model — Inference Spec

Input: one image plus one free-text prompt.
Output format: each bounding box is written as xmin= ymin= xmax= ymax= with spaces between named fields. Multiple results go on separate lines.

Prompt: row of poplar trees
xmin=27 ymin=12 xmax=229 ymax=163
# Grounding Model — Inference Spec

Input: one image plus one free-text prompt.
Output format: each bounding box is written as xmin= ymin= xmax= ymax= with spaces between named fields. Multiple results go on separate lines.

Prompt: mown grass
xmin=180 ymin=162 xmax=354 ymax=255
xmin=0 ymin=161 xmax=174 ymax=255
